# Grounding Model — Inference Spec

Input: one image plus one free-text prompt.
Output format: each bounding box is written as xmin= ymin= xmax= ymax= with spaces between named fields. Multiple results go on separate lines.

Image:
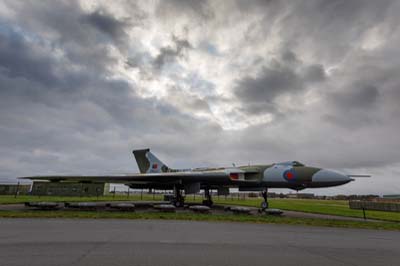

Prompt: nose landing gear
xmin=260 ymin=188 xmax=269 ymax=212
xmin=172 ymin=185 xmax=185 ymax=207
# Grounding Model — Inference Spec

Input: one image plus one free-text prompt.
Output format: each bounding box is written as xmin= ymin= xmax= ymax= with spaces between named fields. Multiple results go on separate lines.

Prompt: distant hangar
xmin=0 ymin=182 xmax=110 ymax=197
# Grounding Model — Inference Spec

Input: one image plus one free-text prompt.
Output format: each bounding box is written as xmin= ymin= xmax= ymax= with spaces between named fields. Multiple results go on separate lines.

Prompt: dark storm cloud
xmin=233 ymin=51 xmax=326 ymax=116
xmin=125 ymin=35 xmax=193 ymax=81
xmin=0 ymin=1 xmax=145 ymax=106
xmin=331 ymin=84 xmax=380 ymax=111
xmin=274 ymin=0 xmax=394 ymax=62
xmin=81 ymin=9 xmax=131 ymax=46
xmin=235 ymin=65 xmax=301 ymax=102
xmin=0 ymin=3 xmax=115 ymax=86
xmin=0 ymin=23 xmax=115 ymax=113
xmin=4 ymin=0 xmax=88 ymax=45
xmin=0 ymin=23 xmax=209 ymax=135
xmin=0 ymin=28 xmax=58 ymax=88
xmin=153 ymin=36 xmax=192 ymax=69
xmin=125 ymin=35 xmax=192 ymax=80
xmin=1 ymin=0 xmax=400 ymax=195
xmin=2 ymin=0 xmax=143 ymax=63
xmin=0 ymin=1 xmax=223 ymax=180
xmin=156 ymin=0 xmax=214 ymax=20
xmin=321 ymin=83 xmax=382 ymax=129
xmin=302 ymin=64 xmax=326 ymax=83
xmin=0 ymin=26 xmax=94 ymax=96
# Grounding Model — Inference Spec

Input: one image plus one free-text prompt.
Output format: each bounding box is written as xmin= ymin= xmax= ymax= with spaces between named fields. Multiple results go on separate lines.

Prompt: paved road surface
xmin=0 ymin=218 xmax=399 ymax=266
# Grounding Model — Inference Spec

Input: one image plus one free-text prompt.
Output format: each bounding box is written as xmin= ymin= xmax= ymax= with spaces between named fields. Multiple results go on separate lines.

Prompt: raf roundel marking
xmin=230 ymin=173 xmax=239 ymax=180
xmin=283 ymin=168 xmax=296 ymax=181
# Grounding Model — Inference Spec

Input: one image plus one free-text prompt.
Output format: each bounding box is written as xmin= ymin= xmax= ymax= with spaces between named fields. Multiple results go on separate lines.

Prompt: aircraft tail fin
xmin=132 ymin=149 xmax=170 ymax=173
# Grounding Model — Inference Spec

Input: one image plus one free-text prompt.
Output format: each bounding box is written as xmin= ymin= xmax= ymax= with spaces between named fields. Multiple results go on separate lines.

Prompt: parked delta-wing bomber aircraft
xmin=21 ymin=148 xmax=369 ymax=210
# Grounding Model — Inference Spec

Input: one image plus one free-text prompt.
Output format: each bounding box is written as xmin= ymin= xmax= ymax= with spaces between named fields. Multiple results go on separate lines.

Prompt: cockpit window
xmin=276 ymin=161 xmax=305 ymax=166
xmin=292 ymin=161 xmax=304 ymax=167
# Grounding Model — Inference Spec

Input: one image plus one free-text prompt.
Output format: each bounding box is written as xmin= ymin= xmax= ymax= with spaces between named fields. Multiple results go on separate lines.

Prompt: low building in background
xmin=286 ymin=193 xmax=315 ymax=199
xmin=31 ymin=181 xmax=110 ymax=197
xmin=383 ymin=194 xmax=400 ymax=200
xmin=0 ymin=184 xmax=31 ymax=195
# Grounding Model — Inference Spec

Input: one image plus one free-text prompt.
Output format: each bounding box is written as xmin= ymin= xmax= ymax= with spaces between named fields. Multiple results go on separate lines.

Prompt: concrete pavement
xmin=0 ymin=218 xmax=399 ymax=266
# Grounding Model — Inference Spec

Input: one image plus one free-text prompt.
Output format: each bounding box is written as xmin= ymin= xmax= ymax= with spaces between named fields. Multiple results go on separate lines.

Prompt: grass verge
xmin=211 ymin=198 xmax=400 ymax=222
xmin=0 ymin=210 xmax=399 ymax=231
xmin=1 ymin=195 xmax=400 ymax=223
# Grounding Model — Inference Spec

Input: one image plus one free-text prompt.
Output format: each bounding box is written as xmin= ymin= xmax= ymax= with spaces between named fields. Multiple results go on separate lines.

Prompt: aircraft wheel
xmin=261 ymin=201 xmax=268 ymax=209
xmin=202 ymin=200 xmax=213 ymax=207
xmin=174 ymin=200 xmax=184 ymax=208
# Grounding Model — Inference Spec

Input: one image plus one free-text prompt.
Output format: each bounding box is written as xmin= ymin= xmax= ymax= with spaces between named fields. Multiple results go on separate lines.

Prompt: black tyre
xmin=261 ymin=201 xmax=268 ymax=209
xmin=202 ymin=200 xmax=213 ymax=207
xmin=174 ymin=200 xmax=184 ymax=208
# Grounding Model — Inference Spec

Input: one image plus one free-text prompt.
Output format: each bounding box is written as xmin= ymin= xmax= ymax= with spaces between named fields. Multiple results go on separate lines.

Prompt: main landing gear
xmin=172 ymin=186 xmax=185 ymax=207
xmin=202 ymin=188 xmax=213 ymax=207
xmin=260 ymin=188 xmax=269 ymax=212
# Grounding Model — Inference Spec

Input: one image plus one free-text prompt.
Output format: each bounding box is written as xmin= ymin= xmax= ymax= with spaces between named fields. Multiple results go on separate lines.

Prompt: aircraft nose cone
xmin=312 ymin=169 xmax=352 ymax=185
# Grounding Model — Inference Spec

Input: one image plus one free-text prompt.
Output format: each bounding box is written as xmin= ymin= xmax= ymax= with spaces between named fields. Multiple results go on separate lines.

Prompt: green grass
xmin=1 ymin=195 xmax=400 ymax=223
xmin=211 ymin=198 xmax=400 ymax=222
xmin=0 ymin=210 xmax=399 ymax=231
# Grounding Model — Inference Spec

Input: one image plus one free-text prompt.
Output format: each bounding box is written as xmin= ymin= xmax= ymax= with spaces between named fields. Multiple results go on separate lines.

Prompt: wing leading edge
xmin=20 ymin=171 xmax=230 ymax=184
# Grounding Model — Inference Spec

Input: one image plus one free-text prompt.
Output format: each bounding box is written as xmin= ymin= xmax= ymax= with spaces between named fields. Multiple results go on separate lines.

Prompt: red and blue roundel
xmin=283 ymin=168 xmax=296 ymax=181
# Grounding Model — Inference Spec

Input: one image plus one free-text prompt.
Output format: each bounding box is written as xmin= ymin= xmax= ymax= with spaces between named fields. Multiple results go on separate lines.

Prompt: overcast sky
xmin=1 ymin=0 xmax=399 ymax=195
